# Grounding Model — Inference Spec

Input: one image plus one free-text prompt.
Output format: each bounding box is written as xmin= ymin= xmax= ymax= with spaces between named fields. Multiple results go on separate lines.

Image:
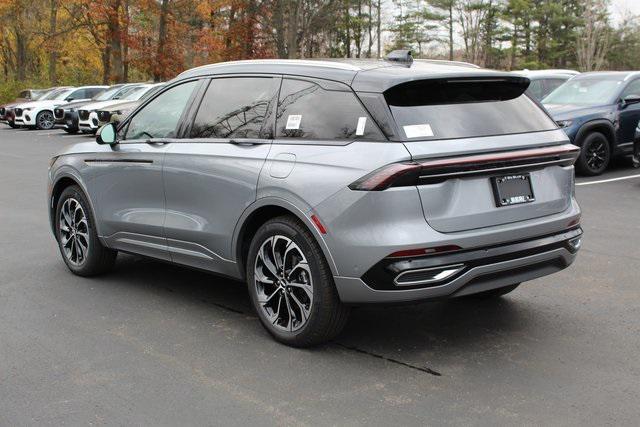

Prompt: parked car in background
xmin=96 ymin=83 xmax=166 ymax=127
xmin=513 ymin=70 xmax=577 ymax=101
xmin=13 ymin=86 xmax=107 ymax=130
xmin=48 ymin=58 xmax=581 ymax=346
xmin=1 ymin=87 xmax=58 ymax=128
xmin=54 ymin=84 xmax=140 ymax=133
xmin=77 ymin=83 xmax=155 ymax=133
xmin=543 ymin=72 xmax=640 ymax=175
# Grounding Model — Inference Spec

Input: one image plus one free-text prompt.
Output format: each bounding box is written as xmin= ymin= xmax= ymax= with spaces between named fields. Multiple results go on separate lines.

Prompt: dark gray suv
xmin=48 ymin=57 xmax=582 ymax=346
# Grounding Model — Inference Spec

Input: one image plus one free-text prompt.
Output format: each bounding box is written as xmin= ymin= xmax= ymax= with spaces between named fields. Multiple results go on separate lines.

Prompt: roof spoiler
xmin=386 ymin=50 xmax=413 ymax=67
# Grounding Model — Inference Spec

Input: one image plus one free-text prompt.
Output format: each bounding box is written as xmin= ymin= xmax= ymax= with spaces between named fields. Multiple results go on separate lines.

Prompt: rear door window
xmin=276 ymin=78 xmax=385 ymax=141
xmin=385 ymin=78 xmax=557 ymax=141
xmin=190 ymin=77 xmax=279 ymax=139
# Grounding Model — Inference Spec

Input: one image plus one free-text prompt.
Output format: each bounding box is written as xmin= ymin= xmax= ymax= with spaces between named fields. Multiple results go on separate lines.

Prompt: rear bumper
xmin=334 ymin=227 xmax=581 ymax=304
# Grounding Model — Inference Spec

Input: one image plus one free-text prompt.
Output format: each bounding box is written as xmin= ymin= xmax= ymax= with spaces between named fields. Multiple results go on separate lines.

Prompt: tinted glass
xmin=95 ymin=87 xmax=121 ymax=101
xmin=124 ymin=86 xmax=152 ymax=101
xmin=527 ymin=80 xmax=544 ymax=100
xmin=621 ymin=80 xmax=640 ymax=98
xmin=124 ymin=81 xmax=198 ymax=140
xmin=386 ymin=80 xmax=556 ymax=140
xmin=42 ymin=89 xmax=66 ymax=100
xmin=276 ymin=79 xmax=385 ymax=141
xmin=191 ymin=77 xmax=278 ymax=139
xmin=543 ymin=76 xmax=624 ymax=105
xmin=68 ymin=89 xmax=86 ymax=100
xmin=544 ymin=79 xmax=567 ymax=97
xmin=86 ymin=87 xmax=105 ymax=98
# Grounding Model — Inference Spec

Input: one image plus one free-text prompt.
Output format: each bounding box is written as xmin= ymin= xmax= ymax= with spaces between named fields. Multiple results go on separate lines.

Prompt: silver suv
xmin=48 ymin=58 xmax=582 ymax=347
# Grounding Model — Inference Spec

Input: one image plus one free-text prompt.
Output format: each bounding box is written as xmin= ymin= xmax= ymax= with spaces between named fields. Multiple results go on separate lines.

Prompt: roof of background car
xmin=176 ymin=58 xmax=520 ymax=93
xmin=573 ymin=71 xmax=640 ymax=80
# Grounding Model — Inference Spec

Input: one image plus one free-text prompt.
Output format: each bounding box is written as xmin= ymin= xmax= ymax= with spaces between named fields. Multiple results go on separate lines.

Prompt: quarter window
xmin=190 ymin=77 xmax=278 ymax=139
xmin=621 ymin=80 xmax=640 ymax=98
xmin=276 ymin=79 xmax=384 ymax=141
xmin=124 ymin=81 xmax=198 ymax=140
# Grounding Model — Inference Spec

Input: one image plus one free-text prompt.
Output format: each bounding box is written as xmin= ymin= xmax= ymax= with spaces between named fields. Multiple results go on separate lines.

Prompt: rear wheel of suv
xmin=576 ymin=132 xmax=610 ymax=176
xmin=246 ymin=216 xmax=349 ymax=347
xmin=55 ymin=185 xmax=117 ymax=276
xmin=8 ymin=120 xmax=17 ymax=129
xmin=36 ymin=110 xmax=55 ymax=130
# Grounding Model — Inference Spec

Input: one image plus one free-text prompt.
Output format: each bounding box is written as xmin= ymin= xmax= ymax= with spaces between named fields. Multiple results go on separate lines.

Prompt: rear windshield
xmin=385 ymin=78 xmax=557 ymax=140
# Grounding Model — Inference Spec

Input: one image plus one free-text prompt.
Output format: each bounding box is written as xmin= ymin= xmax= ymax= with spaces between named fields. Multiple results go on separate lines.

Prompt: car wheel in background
xmin=246 ymin=216 xmax=349 ymax=347
xmin=8 ymin=120 xmax=17 ymax=128
xmin=63 ymin=127 xmax=78 ymax=134
xmin=576 ymin=132 xmax=610 ymax=176
xmin=36 ymin=110 xmax=55 ymax=130
xmin=55 ymin=185 xmax=117 ymax=276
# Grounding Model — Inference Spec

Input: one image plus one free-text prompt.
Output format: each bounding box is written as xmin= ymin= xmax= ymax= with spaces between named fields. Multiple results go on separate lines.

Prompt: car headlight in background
xmin=556 ymin=120 xmax=573 ymax=128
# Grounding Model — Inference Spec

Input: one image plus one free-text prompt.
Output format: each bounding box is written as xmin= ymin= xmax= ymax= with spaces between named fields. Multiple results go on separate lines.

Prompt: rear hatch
xmin=383 ymin=77 xmax=575 ymax=233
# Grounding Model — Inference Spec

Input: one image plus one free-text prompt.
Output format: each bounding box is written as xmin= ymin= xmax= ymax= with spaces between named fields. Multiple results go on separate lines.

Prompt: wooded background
xmin=0 ymin=0 xmax=638 ymax=101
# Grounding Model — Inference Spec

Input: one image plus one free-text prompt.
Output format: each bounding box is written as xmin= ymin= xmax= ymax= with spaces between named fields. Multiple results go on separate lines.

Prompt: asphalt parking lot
xmin=1 ymin=127 xmax=639 ymax=426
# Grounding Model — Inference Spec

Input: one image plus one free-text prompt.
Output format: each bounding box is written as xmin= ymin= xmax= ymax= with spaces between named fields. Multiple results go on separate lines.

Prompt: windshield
xmin=52 ymin=89 xmax=74 ymax=101
xmin=124 ymin=86 xmax=152 ymax=101
xmin=113 ymin=85 xmax=141 ymax=100
xmin=542 ymin=77 xmax=624 ymax=105
xmin=41 ymin=89 xmax=66 ymax=101
xmin=140 ymin=85 xmax=164 ymax=101
xmin=94 ymin=87 xmax=122 ymax=101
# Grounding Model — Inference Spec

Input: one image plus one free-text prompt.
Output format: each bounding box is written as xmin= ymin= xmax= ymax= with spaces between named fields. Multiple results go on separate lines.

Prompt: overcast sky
xmin=610 ymin=0 xmax=640 ymax=23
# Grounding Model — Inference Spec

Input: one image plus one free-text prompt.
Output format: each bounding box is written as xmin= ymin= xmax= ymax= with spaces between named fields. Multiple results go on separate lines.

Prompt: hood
xmin=543 ymin=103 xmax=613 ymax=121
xmin=1 ymin=101 xmax=22 ymax=109
xmin=99 ymin=100 xmax=141 ymax=113
xmin=14 ymin=99 xmax=69 ymax=110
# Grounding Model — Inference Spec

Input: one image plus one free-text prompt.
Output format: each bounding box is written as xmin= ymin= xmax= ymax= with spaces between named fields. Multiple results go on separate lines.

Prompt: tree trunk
xmin=48 ymin=0 xmax=58 ymax=85
xmin=109 ymin=0 xmax=123 ymax=83
xmin=376 ymin=0 xmax=381 ymax=58
xmin=448 ymin=3 xmax=453 ymax=60
xmin=155 ymin=0 xmax=170 ymax=81
xmin=286 ymin=0 xmax=300 ymax=58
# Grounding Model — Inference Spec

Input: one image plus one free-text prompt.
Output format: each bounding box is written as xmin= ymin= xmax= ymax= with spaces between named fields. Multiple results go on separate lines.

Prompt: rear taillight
xmin=349 ymin=144 xmax=580 ymax=191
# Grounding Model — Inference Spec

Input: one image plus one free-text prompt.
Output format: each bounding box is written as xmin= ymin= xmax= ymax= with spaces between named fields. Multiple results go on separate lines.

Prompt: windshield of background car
xmin=124 ymin=86 xmax=153 ymax=101
xmin=41 ymin=89 xmax=67 ymax=101
xmin=139 ymin=85 xmax=165 ymax=101
xmin=93 ymin=87 xmax=121 ymax=101
xmin=385 ymin=78 xmax=557 ymax=141
xmin=52 ymin=89 xmax=74 ymax=101
xmin=542 ymin=76 xmax=624 ymax=105
xmin=112 ymin=85 xmax=141 ymax=99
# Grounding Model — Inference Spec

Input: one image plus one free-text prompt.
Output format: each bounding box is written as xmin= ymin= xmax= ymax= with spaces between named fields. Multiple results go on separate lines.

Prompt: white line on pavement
xmin=576 ymin=174 xmax=640 ymax=186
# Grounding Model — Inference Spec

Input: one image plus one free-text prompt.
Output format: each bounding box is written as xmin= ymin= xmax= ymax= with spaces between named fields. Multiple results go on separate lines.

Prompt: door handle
xmin=229 ymin=138 xmax=265 ymax=146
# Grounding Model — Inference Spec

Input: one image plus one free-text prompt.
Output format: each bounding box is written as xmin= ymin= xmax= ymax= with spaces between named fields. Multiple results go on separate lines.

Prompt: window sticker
xmin=286 ymin=114 xmax=302 ymax=130
xmin=356 ymin=117 xmax=367 ymax=136
xmin=403 ymin=124 xmax=434 ymax=138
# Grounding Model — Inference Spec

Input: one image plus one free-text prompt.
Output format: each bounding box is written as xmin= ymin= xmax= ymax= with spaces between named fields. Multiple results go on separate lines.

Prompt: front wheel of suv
xmin=576 ymin=132 xmax=610 ymax=176
xmin=55 ymin=185 xmax=117 ymax=276
xmin=36 ymin=110 xmax=56 ymax=130
xmin=246 ymin=216 xmax=349 ymax=347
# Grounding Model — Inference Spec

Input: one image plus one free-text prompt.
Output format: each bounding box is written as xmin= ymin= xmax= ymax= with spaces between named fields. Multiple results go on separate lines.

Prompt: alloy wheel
xmin=59 ymin=198 xmax=90 ymax=266
xmin=586 ymin=140 xmax=607 ymax=172
xmin=38 ymin=111 xmax=55 ymax=129
xmin=254 ymin=235 xmax=313 ymax=332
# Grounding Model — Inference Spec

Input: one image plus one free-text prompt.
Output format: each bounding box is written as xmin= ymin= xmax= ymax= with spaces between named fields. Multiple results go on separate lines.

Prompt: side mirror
xmin=621 ymin=95 xmax=640 ymax=108
xmin=96 ymin=123 xmax=117 ymax=145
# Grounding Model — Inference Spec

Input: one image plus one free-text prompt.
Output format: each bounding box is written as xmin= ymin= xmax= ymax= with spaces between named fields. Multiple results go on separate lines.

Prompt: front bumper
xmin=78 ymin=111 xmax=99 ymax=132
xmin=334 ymin=228 xmax=582 ymax=304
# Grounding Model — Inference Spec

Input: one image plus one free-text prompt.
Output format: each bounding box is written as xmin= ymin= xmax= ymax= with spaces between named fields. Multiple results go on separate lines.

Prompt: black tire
xmin=55 ymin=185 xmax=117 ymax=276
xmin=246 ymin=215 xmax=349 ymax=347
xmin=64 ymin=127 xmax=78 ymax=134
xmin=576 ymin=132 xmax=610 ymax=176
xmin=8 ymin=120 xmax=17 ymax=129
xmin=466 ymin=283 xmax=520 ymax=299
xmin=36 ymin=110 xmax=55 ymax=130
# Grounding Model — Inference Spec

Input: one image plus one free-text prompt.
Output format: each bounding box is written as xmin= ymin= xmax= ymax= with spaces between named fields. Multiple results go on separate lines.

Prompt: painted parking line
xmin=36 ymin=132 xmax=61 ymax=136
xmin=576 ymin=174 xmax=640 ymax=186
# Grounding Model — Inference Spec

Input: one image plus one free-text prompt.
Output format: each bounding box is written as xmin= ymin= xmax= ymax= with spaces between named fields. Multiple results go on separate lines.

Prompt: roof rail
xmin=385 ymin=50 xmax=413 ymax=67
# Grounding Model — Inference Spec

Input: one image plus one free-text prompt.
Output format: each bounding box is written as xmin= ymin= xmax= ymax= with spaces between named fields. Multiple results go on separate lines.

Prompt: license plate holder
xmin=491 ymin=173 xmax=535 ymax=207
